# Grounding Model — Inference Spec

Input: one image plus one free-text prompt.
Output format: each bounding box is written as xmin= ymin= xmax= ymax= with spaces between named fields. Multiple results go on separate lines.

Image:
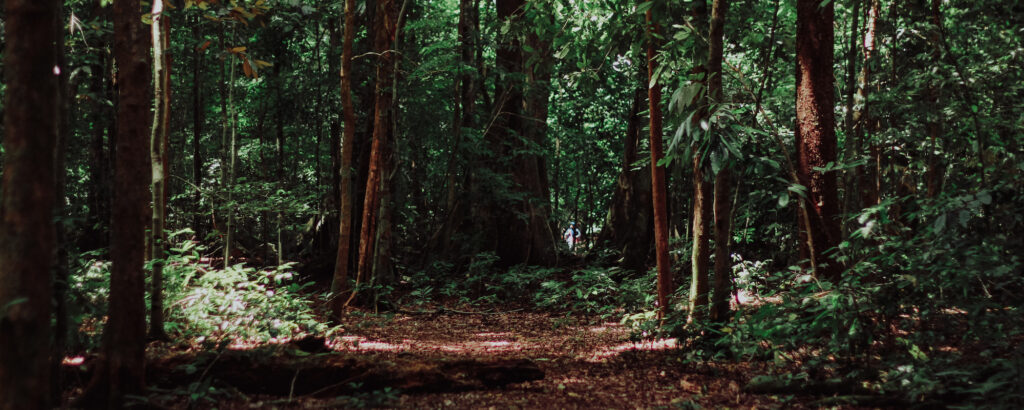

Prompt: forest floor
xmin=64 ymin=305 xmax=839 ymax=409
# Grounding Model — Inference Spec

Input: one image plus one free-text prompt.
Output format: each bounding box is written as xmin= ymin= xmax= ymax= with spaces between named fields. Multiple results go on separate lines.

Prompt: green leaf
xmin=933 ymin=213 xmax=946 ymax=233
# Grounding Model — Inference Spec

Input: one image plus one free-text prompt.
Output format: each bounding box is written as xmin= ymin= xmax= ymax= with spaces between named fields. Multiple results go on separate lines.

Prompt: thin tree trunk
xmin=842 ymin=0 xmax=861 ymax=217
xmin=79 ymin=0 xmax=151 ymax=405
xmin=645 ymin=8 xmax=672 ymax=321
xmin=346 ymin=0 xmax=398 ymax=307
xmin=853 ymin=0 xmax=880 ymax=209
xmin=51 ymin=3 xmax=72 ymax=399
xmin=796 ymin=0 xmax=842 ymax=280
xmin=0 ymin=0 xmax=59 ymax=408
xmin=689 ymin=0 xmax=712 ymax=324
xmin=708 ymin=0 xmax=732 ymax=323
xmin=148 ymin=0 xmax=170 ymax=341
xmin=924 ymin=0 xmax=944 ymax=197
xmin=223 ymin=27 xmax=237 ymax=265
xmin=330 ymin=0 xmax=359 ymax=318
xmin=192 ymin=16 xmax=205 ymax=238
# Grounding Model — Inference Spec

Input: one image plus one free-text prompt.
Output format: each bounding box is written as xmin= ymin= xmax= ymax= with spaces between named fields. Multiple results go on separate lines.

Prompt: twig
xmin=288 ymin=368 xmax=300 ymax=401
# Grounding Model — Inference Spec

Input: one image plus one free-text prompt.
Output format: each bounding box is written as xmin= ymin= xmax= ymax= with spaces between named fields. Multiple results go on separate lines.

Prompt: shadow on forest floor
xmin=62 ymin=306 xmax=798 ymax=409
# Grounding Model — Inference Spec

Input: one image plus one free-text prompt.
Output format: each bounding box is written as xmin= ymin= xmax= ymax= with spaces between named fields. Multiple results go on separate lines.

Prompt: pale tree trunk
xmin=0 ymin=0 xmax=59 ymax=408
xmin=79 ymin=0 xmax=152 ymax=405
xmin=689 ymin=0 xmax=712 ymax=323
xmin=330 ymin=0 xmax=359 ymax=318
xmin=149 ymin=0 xmax=170 ymax=341
xmin=853 ymin=0 xmax=880 ymax=209
xmin=796 ymin=0 xmax=842 ymax=280
xmin=645 ymin=8 xmax=672 ymax=321
xmin=708 ymin=0 xmax=732 ymax=323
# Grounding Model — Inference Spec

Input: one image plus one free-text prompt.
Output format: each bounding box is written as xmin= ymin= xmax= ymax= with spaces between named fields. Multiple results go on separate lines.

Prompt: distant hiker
xmin=564 ymin=222 xmax=581 ymax=251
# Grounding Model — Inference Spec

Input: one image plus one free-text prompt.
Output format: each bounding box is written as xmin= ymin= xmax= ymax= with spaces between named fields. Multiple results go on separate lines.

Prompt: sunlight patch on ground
xmin=328 ymin=335 xmax=527 ymax=354
xmin=474 ymin=332 xmax=513 ymax=338
xmin=585 ymin=338 xmax=677 ymax=362
xmin=587 ymin=322 xmax=626 ymax=333
xmin=62 ymin=356 xmax=86 ymax=366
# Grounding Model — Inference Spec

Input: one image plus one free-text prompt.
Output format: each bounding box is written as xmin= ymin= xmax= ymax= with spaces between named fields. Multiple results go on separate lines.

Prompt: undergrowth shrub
xmin=70 ymin=232 xmax=329 ymax=345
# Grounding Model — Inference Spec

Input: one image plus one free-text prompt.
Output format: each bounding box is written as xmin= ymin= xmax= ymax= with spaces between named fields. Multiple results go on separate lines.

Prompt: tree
xmin=347 ymin=0 xmax=399 ymax=307
xmin=149 ymin=0 xmax=171 ymax=341
xmin=78 ymin=0 xmax=151 ymax=404
xmin=645 ymin=3 xmax=672 ymax=320
xmin=689 ymin=0 xmax=712 ymax=323
xmin=0 ymin=0 xmax=60 ymax=408
xmin=596 ymin=85 xmax=653 ymax=273
xmin=708 ymin=0 xmax=732 ymax=323
xmin=852 ymin=0 xmax=880 ymax=209
xmin=330 ymin=0 xmax=358 ymax=318
xmin=480 ymin=0 xmax=555 ymax=267
xmin=795 ymin=0 xmax=842 ymax=279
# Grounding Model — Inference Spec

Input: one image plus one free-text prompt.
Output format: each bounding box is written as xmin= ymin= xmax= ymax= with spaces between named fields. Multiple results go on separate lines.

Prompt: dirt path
xmin=320 ymin=311 xmax=782 ymax=409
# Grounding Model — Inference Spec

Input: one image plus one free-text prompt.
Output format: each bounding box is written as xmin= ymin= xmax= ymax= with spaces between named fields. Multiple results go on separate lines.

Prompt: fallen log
xmin=148 ymin=349 xmax=544 ymax=397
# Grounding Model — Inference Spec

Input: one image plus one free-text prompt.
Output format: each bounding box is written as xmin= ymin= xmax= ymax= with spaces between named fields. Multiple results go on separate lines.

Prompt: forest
xmin=0 ymin=0 xmax=1022 ymax=408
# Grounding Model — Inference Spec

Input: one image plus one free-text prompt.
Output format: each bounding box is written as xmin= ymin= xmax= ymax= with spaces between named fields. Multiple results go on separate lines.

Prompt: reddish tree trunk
xmin=796 ymin=0 xmax=842 ymax=279
xmin=331 ymin=0 xmax=359 ymax=318
xmin=646 ymin=9 xmax=672 ymax=320
xmin=0 ymin=0 xmax=59 ymax=408
xmin=347 ymin=0 xmax=398 ymax=307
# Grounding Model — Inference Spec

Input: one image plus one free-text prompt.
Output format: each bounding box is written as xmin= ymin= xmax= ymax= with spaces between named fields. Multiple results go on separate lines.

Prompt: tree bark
xmin=148 ymin=0 xmax=171 ymax=341
xmin=597 ymin=85 xmax=652 ymax=272
xmin=689 ymin=0 xmax=712 ymax=323
xmin=796 ymin=0 xmax=842 ymax=280
xmin=852 ymin=0 xmax=880 ymax=209
xmin=0 ymin=0 xmax=59 ymax=408
xmin=192 ymin=15 xmax=205 ymax=240
xmin=645 ymin=7 xmax=672 ymax=320
xmin=708 ymin=0 xmax=732 ymax=323
xmin=483 ymin=0 xmax=555 ymax=267
xmin=79 ymin=0 xmax=152 ymax=405
xmin=347 ymin=0 xmax=398 ymax=307
xmin=331 ymin=0 xmax=359 ymax=318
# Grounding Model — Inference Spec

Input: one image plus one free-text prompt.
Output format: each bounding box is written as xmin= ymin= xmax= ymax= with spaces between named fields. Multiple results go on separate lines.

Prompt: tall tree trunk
xmin=148 ymin=0 xmax=170 ymax=341
xmin=79 ymin=0 xmax=151 ymax=405
xmin=645 ymin=7 xmax=672 ymax=320
xmin=346 ymin=0 xmax=398 ymax=307
xmin=52 ymin=3 xmax=72 ymax=399
xmin=0 ymin=0 xmax=59 ymax=408
xmin=328 ymin=19 xmax=342 ymax=254
xmin=689 ymin=0 xmax=712 ymax=323
xmin=331 ymin=0 xmax=359 ymax=318
xmin=597 ymin=85 xmax=652 ymax=272
xmin=796 ymin=0 xmax=842 ymax=279
xmin=841 ymin=0 xmax=861 ymax=217
xmin=853 ymin=0 xmax=880 ymax=209
xmin=482 ymin=0 xmax=555 ymax=266
xmin=222 ymin=28 xmax=237 ymax=265
xmin=192 ymin=16 xmax=205 ymax=240
xmin=924 ymin=0 xmax=943 ymax=198
xmin=86 ymin=2 xmax=112 ymax=251
xmin=708 ymin=0 xmax=732 ymax=323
